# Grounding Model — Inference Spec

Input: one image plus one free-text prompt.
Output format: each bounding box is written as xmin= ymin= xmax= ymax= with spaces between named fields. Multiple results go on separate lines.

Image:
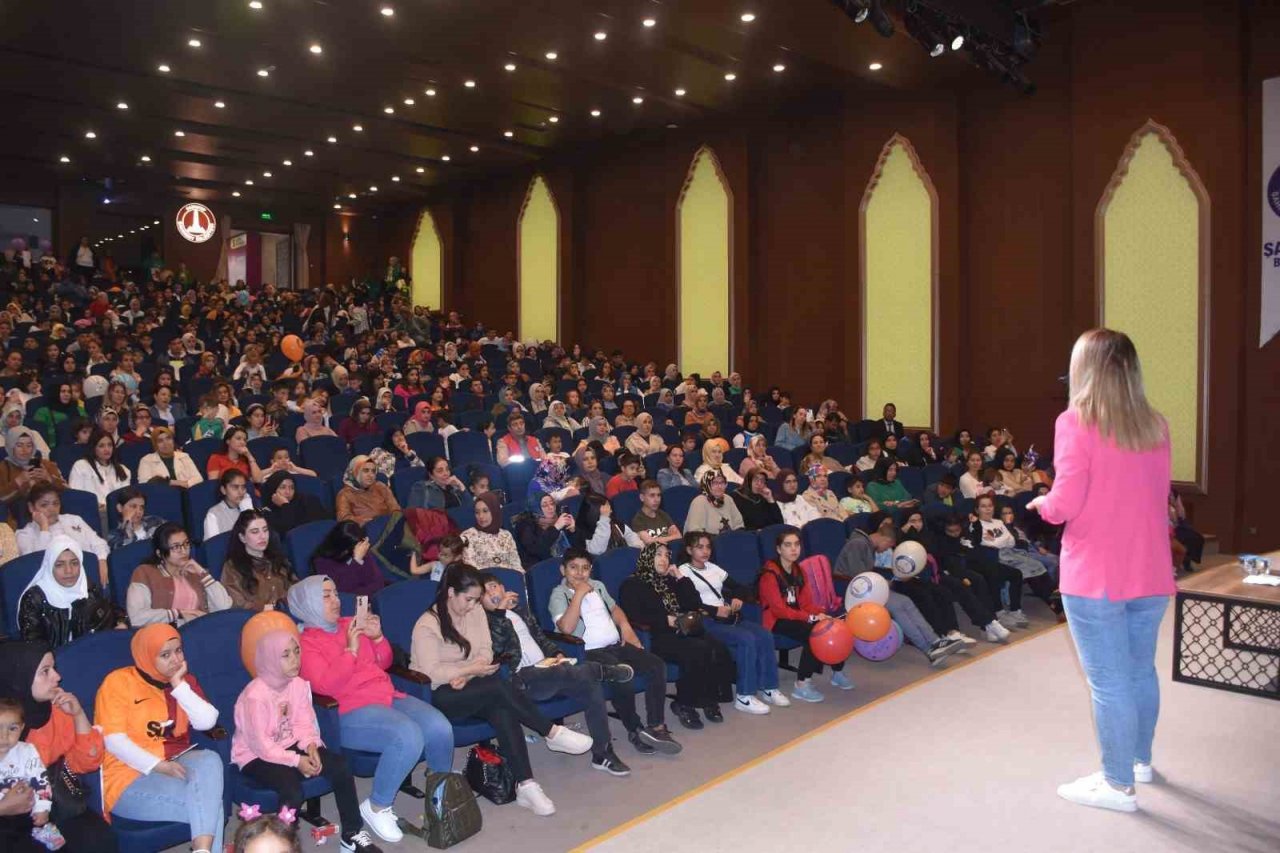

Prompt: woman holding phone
xmin=1027 ymin=329 xmax=1177 ymax=813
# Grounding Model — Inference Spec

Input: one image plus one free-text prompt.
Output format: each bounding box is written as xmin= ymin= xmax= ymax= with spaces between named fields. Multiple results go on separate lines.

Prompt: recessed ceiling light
xmin=773 ymin=63 xmax=786 ymax=72
xmin=545 ymin=51 xmax=558 ymax=60
xmin=724 ymin=72 xmax=737 ymax=81
xmin=549 ymin=116 xmax=560 ymax=124
xmin=633 ymin=96 xmax=644 ymax=104
xmin=951 ymin=34 xmax=965 ymax=51
xmin=233 ymin=190 xmax=241 ymax=196
xmin=59 ymin=155 xmax=70 ymax=163
xmin=441 ymin=155 xmax=451 ymax=161
xmin=348 ymin=193 xmax=357 ymax=198
xmin=214 ymin=100 xmax=226 ymax=108
xmin=675 ymin=88 xmax=686 ymax=96
xmin=590 ymin=109 xmax=601 ymax=117
xmin=304 ymin=149 xmax=314 ymax=156
xmin=309 ymin=43 xmax=323 ymax=55
xmin=594 ymin=31 xmax=607 ymax=41
xmin=327 ymin=136 xmax=337 ymax=143
xmin=116 ymin=101 xmax=129 ymax=110
xmin=245 ymin=179 xmax=254 ymax=185
xmin=352 ymin=124 xmax=363 ymax=131
xmin=464 ymin=80 xmax=476 ymax=88
xmin=504 ymin=63 xmax=516 ymax=72
xmin=85 ymin=130 xmax=97 ymax=138
xmin=642 ymin=18 xmax=656 ymax=28
xmin=153 ymin=219 xmax=160 ymax=224
xmin=380 ymin=6 xmax=394 ymax=16
xmin=369 ymin=185 xmax=378 ymax=192
xmin=257 ymin=68 xmax=270 ymax=77
xmin=262 ymin=171 xmax=272 ymax=177
xmin=869 ymin=62 xmax=883 ymax=71
xmin=188 ymin=38 xmax=202 ymax=48
xmin=333 ymin=203 xmax=341 ymax=209
xmin=140 ymin=155 xmax=151 ymax=162
xmin=391 ymin=175 xmax=400 ymax=181
xmin=282 ymin=159 xmax=292 ymax=166
xmin=503 ymin=130 xmax=514 ymax=137
xmin=469 ymin=145 xmax=479 ymax=152
xmin=248 ymin=1 xmax=262 ymax=9
xmin=403 ymin=97 xmax=415 ymax=105
xmin=383 ymin=106 xmax=394 ymax=114
xmin=416 ymin=166 xmax=425 ymax=173
xmin=173 ymin=130 xmax=185 ymax=136
xmin=741 ymin=13 xmax=756 ymax=23
xmin=157 ymin=64 xmax=171 ymax=73
xmin=425 ymin=88 xmax=437 ymax=96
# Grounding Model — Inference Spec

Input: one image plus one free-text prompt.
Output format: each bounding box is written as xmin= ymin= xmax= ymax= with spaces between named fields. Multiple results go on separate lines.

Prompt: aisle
xmin=586 ymin=614 xmax=1280 ymax=853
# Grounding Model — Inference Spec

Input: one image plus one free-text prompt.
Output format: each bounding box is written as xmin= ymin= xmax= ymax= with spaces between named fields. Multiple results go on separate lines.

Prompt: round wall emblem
xmin=1269 ymin=165 xmax=1280 ymax=219
xmin=176 ymin=203 xmax=217 ymax=243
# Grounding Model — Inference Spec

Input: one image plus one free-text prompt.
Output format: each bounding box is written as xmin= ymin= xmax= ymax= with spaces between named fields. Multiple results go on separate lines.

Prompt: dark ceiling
xmin=0 ymin=0 xmax=1005 ymax=216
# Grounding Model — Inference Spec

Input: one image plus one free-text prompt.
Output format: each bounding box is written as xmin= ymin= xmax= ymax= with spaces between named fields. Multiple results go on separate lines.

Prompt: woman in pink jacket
xmin=1028 ymin=329 xmax=1177 ymax=814
xmin=232 ymin=630 xmax=380 ymax=852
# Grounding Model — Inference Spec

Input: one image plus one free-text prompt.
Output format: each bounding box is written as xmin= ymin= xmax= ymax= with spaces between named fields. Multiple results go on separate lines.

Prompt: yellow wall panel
xmin=410 ymin=208 xmax=442 ymax=310
xmin=861 ymin=137 xmax=935 ymax=429
xmin=1101 ymin=125 xmax=1205 ymax=484
xmin=678 ymin=147 xmax=732 ymax=376
xmin=519 ymin=175 xmax=559 ymax=342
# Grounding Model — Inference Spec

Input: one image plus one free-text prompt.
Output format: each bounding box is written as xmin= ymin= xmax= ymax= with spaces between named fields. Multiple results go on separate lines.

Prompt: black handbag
xmin=673 ymin=611 xmax=706 ymax=637
xmin=49 ymin=759 xmax=87 ymax=823
xmin=463 ymin=743 xmax=516 ymax=805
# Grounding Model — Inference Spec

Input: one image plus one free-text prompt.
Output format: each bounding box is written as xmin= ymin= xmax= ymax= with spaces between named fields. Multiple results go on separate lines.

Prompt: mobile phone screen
xmin=355 ymin=595 xmax=370 ymax=626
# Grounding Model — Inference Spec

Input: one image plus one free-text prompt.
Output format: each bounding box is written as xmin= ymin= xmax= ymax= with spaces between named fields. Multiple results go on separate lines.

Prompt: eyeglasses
xmin=169 ymin=541 xmax=192 ymax=551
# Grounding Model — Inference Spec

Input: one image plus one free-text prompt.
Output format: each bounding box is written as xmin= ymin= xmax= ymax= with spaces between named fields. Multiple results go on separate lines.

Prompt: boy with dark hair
xmin=605 ymin=453 xmax=643 ymax=499
xmin=924 ymin=473 xmax=959 ymax=507
xmin=629 ymin=480 xmax=681 ymax=545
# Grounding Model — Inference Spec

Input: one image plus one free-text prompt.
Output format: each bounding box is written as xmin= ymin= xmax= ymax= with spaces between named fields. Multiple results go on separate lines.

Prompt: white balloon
xmin=892 ymin=541 xmax=929 ymax=580
xmin=844 ymin=571 xmax=890 ymax=609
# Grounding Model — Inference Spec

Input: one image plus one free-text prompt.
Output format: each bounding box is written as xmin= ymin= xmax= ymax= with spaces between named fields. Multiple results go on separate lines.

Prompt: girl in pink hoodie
xmin=231 ymin=631 xmax=380 ymax=852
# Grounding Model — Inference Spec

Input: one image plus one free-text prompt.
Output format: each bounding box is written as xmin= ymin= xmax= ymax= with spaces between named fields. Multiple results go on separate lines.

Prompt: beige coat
xmin=137 ymin=451 xmax=204 ymax=487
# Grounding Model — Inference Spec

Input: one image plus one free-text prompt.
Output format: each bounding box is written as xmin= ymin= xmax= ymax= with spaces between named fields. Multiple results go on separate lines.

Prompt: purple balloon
xmin=854 ymin=620 xmax=903 ymax=661
xmin=10 ymin=237 xmax=27 ymax=251
xmin=38 ymin=239 xmax=52 ymax=252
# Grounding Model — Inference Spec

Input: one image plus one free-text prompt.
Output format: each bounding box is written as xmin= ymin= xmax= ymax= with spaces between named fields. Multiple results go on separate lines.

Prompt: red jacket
xmin=757 ymin=560 xmax=826 ymax=630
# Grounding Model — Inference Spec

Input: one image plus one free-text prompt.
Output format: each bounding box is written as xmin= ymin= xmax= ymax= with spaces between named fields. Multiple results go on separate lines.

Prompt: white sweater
xmin=69 ymin=459 xmax=132 ymax=507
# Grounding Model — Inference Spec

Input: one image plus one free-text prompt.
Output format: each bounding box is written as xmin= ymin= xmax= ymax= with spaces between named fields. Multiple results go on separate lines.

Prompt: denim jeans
xmin=886 ymin=591 xmax=937 ymax=652
xmin=340 ymin=695 xmax=455 ymax=808
xmin=706 ymin=620 xmax=779 ymax=695
xmin=1062 ymin=594 xmax=1169 ymax=788
xmin=111 ymin=749 xmax=225 ymax=852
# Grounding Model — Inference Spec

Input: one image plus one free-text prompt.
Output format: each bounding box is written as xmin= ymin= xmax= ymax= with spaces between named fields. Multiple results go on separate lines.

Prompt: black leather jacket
xmin=484 ymin=603 xmax=561 ymax=670
xmin=18 ymin=586 xmax=118 ymax=649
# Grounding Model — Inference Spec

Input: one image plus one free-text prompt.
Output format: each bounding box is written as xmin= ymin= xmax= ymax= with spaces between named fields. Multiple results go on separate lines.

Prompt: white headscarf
xmin=22 ymin=535 xmax=88 ymax=610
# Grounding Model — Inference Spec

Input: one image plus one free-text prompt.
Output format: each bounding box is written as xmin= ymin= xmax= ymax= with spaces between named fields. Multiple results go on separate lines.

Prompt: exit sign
xmin=259 ymin=212 xmax=274 ymax=221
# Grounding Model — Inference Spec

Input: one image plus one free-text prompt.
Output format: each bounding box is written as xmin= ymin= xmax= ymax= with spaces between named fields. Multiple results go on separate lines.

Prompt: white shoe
xmin=545 ymin=725 xmax=593 ymax=755
xmin=996 ymin=610 xmax=1021 ymax=629
xmin=1057 ymin=772 xmax=1136 ymax=812
xmin=947 ymin=629 xmax=978 ymax=646
xmin=1134 ymin=761 xmax=1153 ymax=783
xmin=516 ymin=780 xmax=556 ymax=816
xmin=733 ymin=694 xmax=770 ymax=715
xmin=359 ymin=799 xmax=404 ymax=843
xmin=758 ymin=689 xmax=791 ymax=707
xmin=984 ymin=621 xmax=1011 ymax=643
xmin=1006 ymin=608 xmax=1031 ymax=627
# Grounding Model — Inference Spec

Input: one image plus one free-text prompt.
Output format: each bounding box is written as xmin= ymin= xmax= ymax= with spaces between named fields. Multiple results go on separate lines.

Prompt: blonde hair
xmin=1067 ymin=328 xmax=1165 ymax=452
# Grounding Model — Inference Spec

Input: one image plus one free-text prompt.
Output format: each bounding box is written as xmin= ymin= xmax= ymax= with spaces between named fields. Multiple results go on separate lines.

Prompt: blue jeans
xmin=706 ymin=620 xmax=779 ymax=695
xmin=1062 ymin=594 xmax=1169 ymax=788
xmin=340 ymin=695 xmax=455 ymax=808
xmin=886 ymin=591 xmax=937 ymax=652
xmin=112 ymin=749 xmax=225 ymax=852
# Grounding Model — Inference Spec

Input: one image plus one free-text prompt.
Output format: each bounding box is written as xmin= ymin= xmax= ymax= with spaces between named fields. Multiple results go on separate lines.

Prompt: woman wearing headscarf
xmin=0 ymin=642 xmax=117 ymax=853
xmin=294 ymin=397 xmax=336 ymax=444
xmin=693 ymin=438 xmax=743 ymax=486
xmin=574 ymin=417 xmax=618 ymax=459
xmin=1 ymin=402 xmax=50 ymax=457
xmin=514 ymin=492 xmax=574 ymax=567
xmin=542 ymin=400 xmax=579 ymax=433
xmin=0 ymin=427 xmax=65 ymax=505
xmin=624 ymin=412 xmax=666 ymax=458
xmin=137 ymin=426 xmax=203 ymax=488
xmin=684 ymin=470 xmax=745 ymax=535
xmin=460 ymin=492 xmax=522 ymax=572
xmin=232 ymin=630 xmax=379 ymax=851
xmin=802 ymin=465 xmax=850 ymax=521
xmin=95 ymin=624 xmax=224 ymax=853
xmin=288 ymin=575 xmax=453 ymax=844
xmin=775 ymin=468 xmax=821 ymax=528
xmin=31 ymin=382 xmax=85 ymax=448
xmin=619 ymin=544 xmax=733 ymax=730
xmin=738 ymin=434 xmax=779 ymax=480
xmin=402 ymin=401 xmax=434 ymax=436
xmin=732 ymin=470 xmax=785 ymax=531
xmin=369 ymin=429 xmax=423 ymax=478
xmin=574 ymin=446 xmax=609 ymax=497
xmin=527 ymin=382 xmax=549 ymax=415
xmin=17 ymin=536 xmax=116 ymax=648
xmin=260 ymin=470 xmax=323 ymax=538
xmin=311 ymin=520 xmax=385 ymax=596
xmin=127 ymin=522 xmax=233 ymax=627
xmin=222 ymin=511 xmax=298 ymax=612
xmin=336 ymin=456 xmax=400 ymax=526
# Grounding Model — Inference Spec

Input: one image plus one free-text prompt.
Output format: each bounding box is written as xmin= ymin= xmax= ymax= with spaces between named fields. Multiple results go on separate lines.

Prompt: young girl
xmin=192 ymin=397 xmax=224 ymax=441
xmin=0 ymin=696 xmax=61 ymax=853
xmin=232 ymin=815 xmax=300 ymax=853
xmin=232 ymin=631 xmax=380 ymax=852
xmin=968 ymin=494 xmax=1046 ymax=627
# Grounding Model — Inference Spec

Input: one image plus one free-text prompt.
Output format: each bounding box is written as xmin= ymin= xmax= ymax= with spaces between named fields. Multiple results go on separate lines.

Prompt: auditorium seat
xmin=106 ymin=483 xmax=184 ymax=530
xmin=299 ymin=435 xmax=350 ymax=483
xmin=287 ymin=520 xmax=336 ymax=579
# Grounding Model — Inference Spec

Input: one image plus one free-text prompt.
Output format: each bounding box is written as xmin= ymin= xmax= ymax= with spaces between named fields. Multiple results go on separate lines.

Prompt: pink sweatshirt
xmin=297 ymin=618 xmax=402 ymax=715
xmin=231 ymin=677 xmax=323 ymax=768
xmin=1036 ymin=410 xmax=1177 ymax=601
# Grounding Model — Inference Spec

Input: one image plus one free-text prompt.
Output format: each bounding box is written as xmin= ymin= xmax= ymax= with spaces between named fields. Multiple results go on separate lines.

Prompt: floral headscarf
xmin=344 ymin=454 xmax=373 ymax=489
xmin=699 ymin=469 xmax=727 ymax=508
xmin=635 ymin=543 xmax=680 ymax=615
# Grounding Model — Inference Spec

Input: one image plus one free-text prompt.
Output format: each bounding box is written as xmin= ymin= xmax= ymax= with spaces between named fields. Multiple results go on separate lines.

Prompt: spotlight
xmin=951 ymin=32 xmax=965 ymax=51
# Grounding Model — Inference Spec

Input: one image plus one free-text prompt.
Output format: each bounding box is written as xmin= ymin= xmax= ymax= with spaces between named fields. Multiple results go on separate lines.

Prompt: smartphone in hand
xmin=354 ymin=595 xmax=370 ymax=629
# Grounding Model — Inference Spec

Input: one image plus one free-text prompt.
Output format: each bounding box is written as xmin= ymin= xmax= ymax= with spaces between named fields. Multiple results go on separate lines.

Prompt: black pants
xmin=242 ymin=746 xmax=361 ymax=838
xmin=967 ymin=559 xmax=1023 ymax=610
xmin=771 ymin=619 xmax=845 ymax=681
xmin=939 ymin=570 xmax=996 ymax=628
xmin=892 ymin=579 xmax=959 ymax=635
xmin=0 ymin=814 xmax=41 ymax=853
xmin=1175 ymin=523 xmax=1204 ymax=564
xmin=430 ymin=674 xmax=552 ymax=782
xmin=647 ymin=630 xmax=735 ymax=709
xmin=585 ymin=643 xmax=668 ymax=730
xmin=515 ymin=661 xmax=611 ymax=761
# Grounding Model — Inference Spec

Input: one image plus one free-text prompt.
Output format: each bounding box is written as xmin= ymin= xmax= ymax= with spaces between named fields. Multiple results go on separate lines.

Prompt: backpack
xmin=798 ymin=554 xmax=841 ymax=615
xmin=407 ymin=770 xmax=483 ymax=849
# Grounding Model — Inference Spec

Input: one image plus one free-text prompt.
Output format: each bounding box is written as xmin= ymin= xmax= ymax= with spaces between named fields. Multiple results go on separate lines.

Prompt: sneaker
xmin=602 ymin=663 xmax=635 ymax=683
xmin=340 ymin=831 xmax=382 ymax=852
xmin=591 ymin=747 xmax=632 ymax=777
xmin=1006 ymin=608 xmax=1031 ymax=627
xmin=515 ymin=780 xmax=556 ymax=816
xmin=627 ymin=728 xmax=657 ymax=754
xmin=758 ymin=689 xmax=791 ymax=707
xmin=637 ymin=724 xmax=683 ymax=754
xmin=830 ymin=670 xmax=854 ymax=690
xmin=996 ymin=610 xmax=1021 ymax=630
xmin=984 ymin=621 xmax=1011 ymax=643
xmin=358 ymin=800 xmax=403 ymax=844
xmin=545 ymin=724 xmax=593 ymax=755
xmin=926 ymin=637 xmax=966 ymax=665
xmin=670 ymin=702 xmax=704 ymax=730
xmin=702 ymin=704 xmax=724 ymax=723
xmin=734 ymin=694 xmax=770 ymax=715
xmin=946 ymin=629 xmax=978 ymax=646
xmin=1056 ymin=772 xmax=1137 ymax=813
xmin=791 ymin=680 xmax=825 ymax=703
xmin=1134 ymin=761 xmax=1153 ymax=783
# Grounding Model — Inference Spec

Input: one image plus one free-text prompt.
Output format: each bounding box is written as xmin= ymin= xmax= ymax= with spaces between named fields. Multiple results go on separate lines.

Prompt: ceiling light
xmin=642 ymin=18 xmax=656 ymax=28
xmin=59 ymin=155 xmax=70 ymax=163
xmin=724 ymin=72 xmax=737 ymax=81
xmin=232 ymin=190 xmax=241 ymax=196
xmin=257 ymin=68 xmax=270 ymax=77
xmin=470 ymin=145 xmax=479 ymax=152
xmin=309 ymin=43 xmax=323 ymax=55
xmin=380 ymin=6 xmax=394 ymax=16
xmin=425 ymin=88 xmax=437 ymax=96
xmin=248 ymin=1 xmax=262 ymax=9
xmin=173 ymin=130 xmax=185 ymax=136
xmin=403 ymin=97 xmax=415 ymax=105
xmin=157 ymin=64 xmax=171 ymax=73
xmin=262 ymin=171 xmax=272 ymax=177
xmin=352 ymin=124 xmax=363 ymax=131
xmin=633 ymin=96 xmax=644 ymax=104
xmin=282 ymin=159 xmax=292 ymax=166
xmin=391 ymin=175 xmax=400 ymax=181
xmin=348 ymin=193 xmax=357 ymax=198
xmin=594 ymin=32 xmax=607 ymax=41
xmin=464 ymin=80 xmax=476 ymax=88
xmin=245 ymin=179 xmax=254 ymax=185
xmin=773 ymin=63 xmax=786 ymax=72
xmin=869 ymin=62 xmax=883 ymax=71
xmin=304 ymin=149 xmax=314 ymax=156
xmin=83 ymin=131 xmax=97 ymax=139
xmin=503 ymin=130 xmax=514 ymax=138
xmin=853 ymin=2 xmax=870 ymax=24
xmin=504 ymin=63 xmax=516 ymax=72
xmin=214 ymin=100 xmax=226 ymax=108
xmin=441 ymin=155 xmax=451 ymax=161
xmin=327 ymin=136 xmax=337 ymax=143
xmin=383 ymin=106 xmax=394 ymax=114
xmin=153 ymin=219 xmax=160 ymax=224
xmin=140 ymin=155 xmax=151 ymax=162
xmin=549 ymin=116 xmax=559 ymax=123
xmin=590 ymin=109 xmax=601 ymax=117
xmin=333 ymin=204 xmax=341 ymax=209
xmin=369 ymin=186 xmax=378 ymax=192
xmin=951 ymin=33 xmax=965 ymax=51
xmin=674 ymin=88 xmax=686 ymax=96
xmin=116 ymin=101 xmax=129 ymax=110
xmin=545 ymin=51 xmax=558 ymax=60
xmin=188 ymin=38 xmax=202 ymax=48
xmin=740 ymin=12 xmax=756 ymax=23
xmin=416 ymin=166 xmax=425 ymax=173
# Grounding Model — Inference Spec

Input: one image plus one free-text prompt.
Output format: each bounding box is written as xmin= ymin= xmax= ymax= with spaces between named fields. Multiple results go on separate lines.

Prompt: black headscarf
xmin=0 ymin=641 xmax=54 ymax=734
xmin=261 ymin=471 xmax=320 ymax=534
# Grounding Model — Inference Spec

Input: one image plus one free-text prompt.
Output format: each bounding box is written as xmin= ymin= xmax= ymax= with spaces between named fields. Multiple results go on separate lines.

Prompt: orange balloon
xmin=846 ymin=602 xmax=891 ymax=642
xmin=281 ymin=334 xmax=305 ymax=363
xmin=809 ymin=618 xmax=854 ymax=665
xmin=240 ymin=610 xmax=299 ymax=677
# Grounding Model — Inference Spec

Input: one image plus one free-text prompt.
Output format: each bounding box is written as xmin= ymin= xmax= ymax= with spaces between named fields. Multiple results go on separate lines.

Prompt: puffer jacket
xmin=19 ymin=585 xmax=118 ymax=648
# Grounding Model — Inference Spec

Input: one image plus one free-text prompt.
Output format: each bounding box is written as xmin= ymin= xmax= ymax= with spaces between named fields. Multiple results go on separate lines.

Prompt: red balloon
xmin=847 ymin=602 xmax=891 ymax=642
xmin=809 ymin=618 xmax=854 ymax=665
xmin=281 ymin=334 xmax=305 ymax=363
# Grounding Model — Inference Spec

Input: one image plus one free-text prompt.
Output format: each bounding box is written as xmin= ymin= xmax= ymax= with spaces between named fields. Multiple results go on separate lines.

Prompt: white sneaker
xmin=1134 ymin=761 xmax=1153 ymax=783
xmin=515 ymin=780 xmax=556 ymax=816
xmin=984 ymin=621 xmax=1011 ymax=643
xmin=947 ymin=629 xmax=978 ymax=646
xmin=996 ymin=610 xmax=1021 ymax=630
xmin=733 ymin=694 xmax=770 ymax=715
xmin=1057 ymin=772 xmax=1137 ymax=812
xmin=1006 ymin=608 xmax=1031 ymax=627
xmin=758 ymin=689 xmax=792 ymax=707
xmin=544 ymin=725 xmax=593 ymax=755
xmin=358 ymin=799 xmax=404 ymax=843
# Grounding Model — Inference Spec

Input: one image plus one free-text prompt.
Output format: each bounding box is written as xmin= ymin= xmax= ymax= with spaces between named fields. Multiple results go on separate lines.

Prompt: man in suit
xmin=873 ymin=402 xmax=904 ymax=440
